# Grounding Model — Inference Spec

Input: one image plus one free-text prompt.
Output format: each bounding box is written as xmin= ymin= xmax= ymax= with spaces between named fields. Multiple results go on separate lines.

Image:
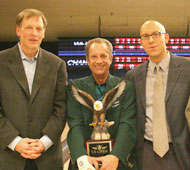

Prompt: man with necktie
xmin=125 ymin=20 xmax=190 ymax=170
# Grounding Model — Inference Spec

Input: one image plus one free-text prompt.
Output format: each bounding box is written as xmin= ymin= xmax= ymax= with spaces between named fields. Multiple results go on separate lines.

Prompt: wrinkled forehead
xmin=140 ymin=21 xmax=166 ymax=35
xmin=90 ymin=42 xmax=107 ymax=49
xmin=20 ymin=15 xmax=44 ymax=27
xmin=89 ymin=42 xmax=109 ymax=54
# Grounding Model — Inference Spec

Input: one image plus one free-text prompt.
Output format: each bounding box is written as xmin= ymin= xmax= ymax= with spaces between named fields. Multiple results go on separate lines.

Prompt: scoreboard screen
xmin=58 ymin=37 xmax=190 ymax=70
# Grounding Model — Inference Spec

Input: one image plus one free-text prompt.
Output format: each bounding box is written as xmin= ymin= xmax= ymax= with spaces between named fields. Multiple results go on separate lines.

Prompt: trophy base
xmin=85 ymin=139 xmax=114 ymax=157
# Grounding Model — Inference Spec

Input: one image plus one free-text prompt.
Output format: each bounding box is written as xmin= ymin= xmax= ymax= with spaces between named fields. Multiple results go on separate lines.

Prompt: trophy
xmin=70 ymin=78 xmax=126 ymax=158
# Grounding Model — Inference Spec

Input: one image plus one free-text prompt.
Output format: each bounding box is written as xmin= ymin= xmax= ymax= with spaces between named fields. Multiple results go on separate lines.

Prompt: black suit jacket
xmin=0 ymin=45 xmax=67 ymax=170
xmin=125 ymin=53 xmax=190 ymax=170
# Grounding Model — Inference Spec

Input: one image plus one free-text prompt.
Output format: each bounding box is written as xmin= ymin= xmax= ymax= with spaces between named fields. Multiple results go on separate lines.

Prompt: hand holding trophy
xmin=70 ymin=78 xmax=126 ymax=168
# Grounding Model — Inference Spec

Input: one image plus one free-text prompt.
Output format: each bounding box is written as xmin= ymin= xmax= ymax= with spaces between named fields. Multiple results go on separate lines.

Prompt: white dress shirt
xmin=144 ymin=52 xmax=172 ymax=142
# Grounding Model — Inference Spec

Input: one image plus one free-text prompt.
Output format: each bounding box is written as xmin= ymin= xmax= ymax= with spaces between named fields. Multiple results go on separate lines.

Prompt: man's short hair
xmin=16 ymin=8 xmax=47 ymax=28
xmin=85 ymin=38 xmax=113 ymax=57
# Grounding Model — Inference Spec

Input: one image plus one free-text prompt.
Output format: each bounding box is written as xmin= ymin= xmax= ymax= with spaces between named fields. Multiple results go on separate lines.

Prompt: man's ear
xmin=16 ymin=26 xmax=20 ymax=37
xmin=110 ymin=55 xmax=113 ymax=63
xmin=164 ymin=33 xmax=170 ymax=44
xmin=140 ymin=39 xmax=144 ymax=49
xmin=42 ymin=28 xmax=45 ymax=40
xmin=42 ymin=34 xmax=45 ymax=40
xmin=86 ymin=55 xmax=89 ymax=63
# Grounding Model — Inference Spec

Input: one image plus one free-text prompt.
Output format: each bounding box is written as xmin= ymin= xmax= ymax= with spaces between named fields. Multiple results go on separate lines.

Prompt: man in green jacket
xmin=67 ymin=38 xmax=137 ymax=170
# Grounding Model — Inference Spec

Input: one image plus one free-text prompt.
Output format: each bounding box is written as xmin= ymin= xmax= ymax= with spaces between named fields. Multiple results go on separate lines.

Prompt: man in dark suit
xmin=0 ymin=9 xmax=67 ymax=170
xmin=67 ymin=38 xmax=137 ymax=170
xmin=125 ymin=20 xmax=190 ymax=170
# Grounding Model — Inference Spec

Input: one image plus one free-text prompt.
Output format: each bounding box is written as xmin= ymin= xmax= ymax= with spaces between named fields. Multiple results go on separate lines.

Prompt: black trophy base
xmin=85 ymin=139 xmax=114 ymax=157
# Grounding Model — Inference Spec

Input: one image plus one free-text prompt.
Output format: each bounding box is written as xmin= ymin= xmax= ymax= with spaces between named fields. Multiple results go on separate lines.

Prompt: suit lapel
xmin=136 ymin=62 xmax=148 ymax=110
xmin=105 ymin=74 xmax=119 ymax=91
xmin=31 ymin=49 xmax=49 ymax=102
xmin=7 ymin=45 xmax=30 ymax=98
xmin=165 ymin=54 xmax=181 ymax=102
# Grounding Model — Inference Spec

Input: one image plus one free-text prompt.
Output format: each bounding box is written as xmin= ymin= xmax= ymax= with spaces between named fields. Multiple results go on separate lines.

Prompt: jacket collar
xmin=83 ymin=74 xmax=119 ymax=100
xmin=7 ymin=45 xmax=50 ymax=102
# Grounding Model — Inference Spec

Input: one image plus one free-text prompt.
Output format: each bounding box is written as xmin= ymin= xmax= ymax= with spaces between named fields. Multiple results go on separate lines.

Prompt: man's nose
xmin=31 ymin=28 xmax=37 ymax=35
xmin=148 ymin=35 xmax=155 ymax=42
xmin=96 ymin=57 xmax=102 ymax=63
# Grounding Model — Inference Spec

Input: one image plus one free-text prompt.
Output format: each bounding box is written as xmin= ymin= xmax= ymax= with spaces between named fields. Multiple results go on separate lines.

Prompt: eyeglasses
xmin=141 ymin=31 xmax=166 ymax=40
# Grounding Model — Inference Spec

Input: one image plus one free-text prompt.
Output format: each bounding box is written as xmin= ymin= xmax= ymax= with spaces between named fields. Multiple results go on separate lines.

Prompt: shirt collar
xmin=148 ymin=51 xmax=170 ymax=73
xmin=18 ymin=43 xmax=39 ymax=61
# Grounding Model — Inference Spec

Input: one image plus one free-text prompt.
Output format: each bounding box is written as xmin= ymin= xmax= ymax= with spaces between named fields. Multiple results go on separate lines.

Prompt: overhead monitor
xmin=58 ymin=37 xmax=190 ymax=70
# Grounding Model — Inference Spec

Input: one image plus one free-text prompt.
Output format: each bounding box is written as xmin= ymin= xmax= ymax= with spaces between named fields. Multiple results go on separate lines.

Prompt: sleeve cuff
xmin=40 ymin=135 xmax=53 ymax=151
xmin=8 ymin=136 xmax=22 ymax=151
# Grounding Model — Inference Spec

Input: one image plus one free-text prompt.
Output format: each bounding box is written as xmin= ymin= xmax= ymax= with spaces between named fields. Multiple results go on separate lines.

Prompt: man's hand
xmin=96 ymin=155 xmax=119 ymax=170
xmin=30 ymin=140 xmax=45 ymax=153
xmin=88 ymin=156 xmax=99 ymax=170
xmin=77 ymin=155 xmax=97 ymax=170
xmin=15 ymin=138 xmax=42 ymax=159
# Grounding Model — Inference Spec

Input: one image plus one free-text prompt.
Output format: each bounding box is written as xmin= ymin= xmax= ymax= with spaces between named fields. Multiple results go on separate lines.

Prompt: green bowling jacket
xmin=67 ymin=74 xmax=138 ymax=170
